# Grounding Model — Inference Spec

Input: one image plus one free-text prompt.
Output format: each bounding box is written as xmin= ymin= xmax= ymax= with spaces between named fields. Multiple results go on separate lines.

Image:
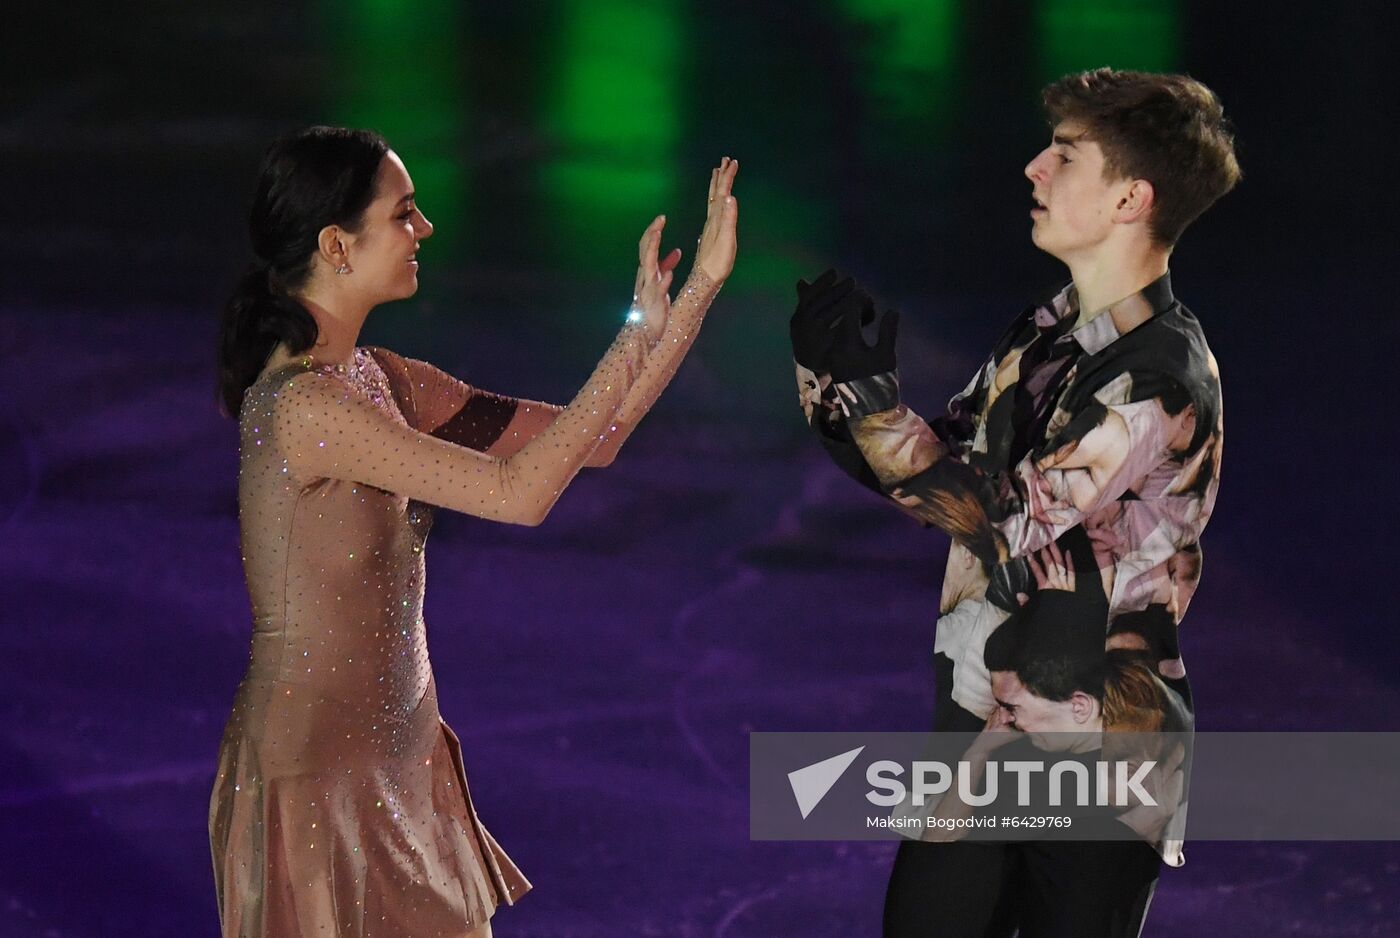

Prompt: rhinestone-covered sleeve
xmin=367 ymin=345 xmax=562 ymax=457
xmin=367 ymin=345 xmax=523 ymax=451
xmin=271 ymin=324 xmax=653 ymax=525
xmin=375 ymin=267 xmax=720 ymax=466
xmin=591 ymin=266 xmax=720 ymax=463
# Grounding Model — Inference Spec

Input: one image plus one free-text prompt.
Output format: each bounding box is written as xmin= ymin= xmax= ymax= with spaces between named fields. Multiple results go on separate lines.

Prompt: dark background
xmin=2 ymin=2 xmax=1397 ymax=935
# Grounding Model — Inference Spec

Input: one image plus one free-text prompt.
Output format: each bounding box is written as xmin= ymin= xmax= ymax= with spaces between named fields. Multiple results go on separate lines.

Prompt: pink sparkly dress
xmin=209 ymin=270 xmax=717 ymax=936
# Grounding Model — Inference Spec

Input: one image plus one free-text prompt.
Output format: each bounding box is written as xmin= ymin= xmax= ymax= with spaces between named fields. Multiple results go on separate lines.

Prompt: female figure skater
xmin=209 ymin=125 xmax=738 ymax=937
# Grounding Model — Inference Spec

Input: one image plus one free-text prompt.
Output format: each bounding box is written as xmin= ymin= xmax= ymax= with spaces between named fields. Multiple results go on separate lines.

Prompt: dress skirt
xmin=209 ymin=671 xmax=531 ymax=937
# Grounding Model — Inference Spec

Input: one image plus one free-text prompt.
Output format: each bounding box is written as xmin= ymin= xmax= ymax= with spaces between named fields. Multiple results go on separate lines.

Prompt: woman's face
xmin=342 ymin=150 xmax=433 ymax=303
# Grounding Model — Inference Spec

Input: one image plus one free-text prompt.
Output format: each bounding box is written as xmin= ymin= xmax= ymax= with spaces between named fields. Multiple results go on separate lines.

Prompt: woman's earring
xmin=335 ymin=264 xmax=352 ymax=275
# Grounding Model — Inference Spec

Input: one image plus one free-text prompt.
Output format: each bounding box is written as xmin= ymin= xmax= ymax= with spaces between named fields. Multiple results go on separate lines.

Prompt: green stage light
xmin=838 ymin=0 xmax=961 ymax=129
xmin=321 ymin=0 xmax=471 ymax=257
xmin=539 ymin=1 xmax=684 ymax=272
xmin=1036 ymin=0 xmax=1180 ymax=82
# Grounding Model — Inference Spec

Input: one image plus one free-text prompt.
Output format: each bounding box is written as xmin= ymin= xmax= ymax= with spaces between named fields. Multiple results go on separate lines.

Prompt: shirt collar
xmin=1033 ymin=271 xmax=1177 ymax=356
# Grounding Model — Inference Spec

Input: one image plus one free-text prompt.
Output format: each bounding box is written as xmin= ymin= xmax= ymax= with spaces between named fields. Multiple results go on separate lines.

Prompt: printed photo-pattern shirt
xmin=796 ymin=272 xmax=1223 ymax=726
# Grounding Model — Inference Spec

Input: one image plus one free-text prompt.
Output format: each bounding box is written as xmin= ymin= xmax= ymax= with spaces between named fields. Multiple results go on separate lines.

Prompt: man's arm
xmin=788 ymin=272 xmax=1199 ymax=567
xmin=842 ymin=368 xmax=1197 ymax=567
xmin=790 ymin=269 xmax=990 ymax=504
xmin=796 ymin=359 xmax=986 ymax=502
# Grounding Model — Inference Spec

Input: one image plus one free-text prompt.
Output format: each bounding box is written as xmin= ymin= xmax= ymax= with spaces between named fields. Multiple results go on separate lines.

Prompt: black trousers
xmin=882 ymin=837 xmax=1161 ymax=938
xmin=890 ymin=656 xmax=1163 ymax=937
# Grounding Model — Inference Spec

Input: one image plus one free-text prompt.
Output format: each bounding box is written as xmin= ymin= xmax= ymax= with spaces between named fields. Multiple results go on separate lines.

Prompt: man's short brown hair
xmin=1042 ymin=68 xmax=1242 ymax=247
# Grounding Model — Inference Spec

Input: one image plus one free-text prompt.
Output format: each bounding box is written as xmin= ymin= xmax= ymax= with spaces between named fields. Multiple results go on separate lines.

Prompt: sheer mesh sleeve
xmin=613 ymin=268 xmax=717 ymax=427
xmin=373 ymin=267 xmax=721 ymax=466
xmin=365 ymin=345 xmax=531 ymax=451
xmin=267 ymin=325 xmax=652 ymax=525
xmin=591 ymin=267 xmax=719 ymax=463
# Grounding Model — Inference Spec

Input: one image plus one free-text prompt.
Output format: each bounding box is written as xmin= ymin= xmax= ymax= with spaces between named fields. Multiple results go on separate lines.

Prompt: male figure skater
xmin=789 ymin=68 xmax=1240 ymax=936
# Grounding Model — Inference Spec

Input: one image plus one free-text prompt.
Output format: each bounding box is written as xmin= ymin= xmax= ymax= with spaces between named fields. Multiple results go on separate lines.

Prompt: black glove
xmin=789 ymin=268 xmax=866 ymax=371
xmin=825 ymin=290 xmax=899 ymax=383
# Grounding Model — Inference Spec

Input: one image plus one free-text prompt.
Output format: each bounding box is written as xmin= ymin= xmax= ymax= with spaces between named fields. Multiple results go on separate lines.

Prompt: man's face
xmin=991 ymin=670 xmax=1100 ymax=751
xmin=1023 ymin=120 xmax=1131 ymax=262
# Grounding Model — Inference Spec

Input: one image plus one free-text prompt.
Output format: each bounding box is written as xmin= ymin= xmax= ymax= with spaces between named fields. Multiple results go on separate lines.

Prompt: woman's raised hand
xmin=696 ymin=156 xmax=739 ymax=283
xmin=631 ymin=214 xmax=681 ymax=343
xmin=629 ymin=157 xmax=739 ymax=342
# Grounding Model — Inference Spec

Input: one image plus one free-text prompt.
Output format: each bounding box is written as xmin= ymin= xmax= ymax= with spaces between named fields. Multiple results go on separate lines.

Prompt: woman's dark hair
xmin=216 ymin=126 xmax=390 ymax=417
